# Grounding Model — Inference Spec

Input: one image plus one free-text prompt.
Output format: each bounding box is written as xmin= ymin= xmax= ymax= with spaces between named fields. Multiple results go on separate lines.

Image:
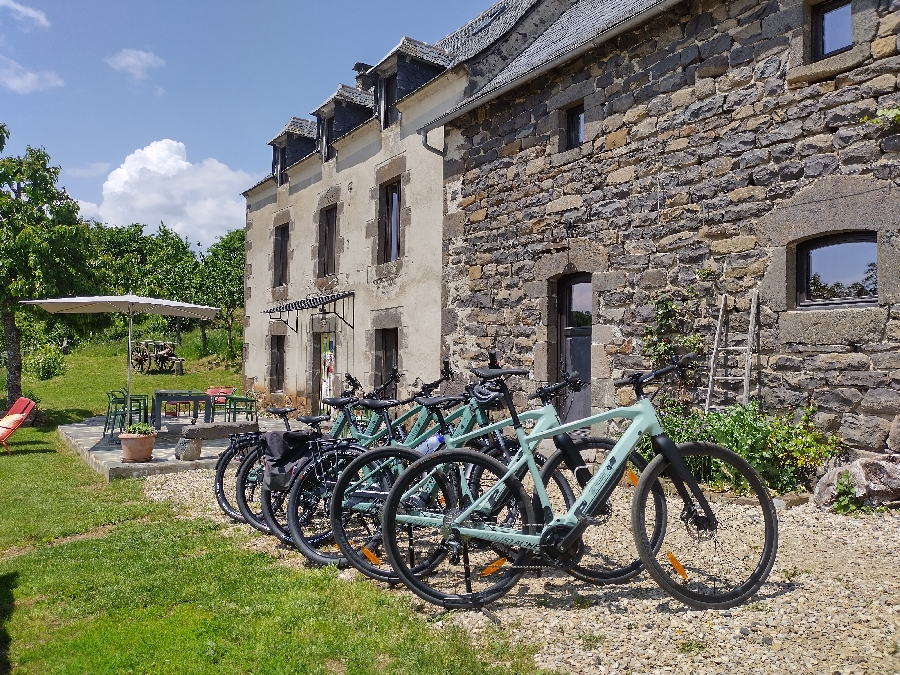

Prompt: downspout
xmin=420 ymin=129 xmax=445 ymax=156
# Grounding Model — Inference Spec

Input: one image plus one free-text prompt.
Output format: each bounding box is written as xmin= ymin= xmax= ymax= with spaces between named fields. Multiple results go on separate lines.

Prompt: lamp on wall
xmin=319 ymin=305 xmax=329 ymax=328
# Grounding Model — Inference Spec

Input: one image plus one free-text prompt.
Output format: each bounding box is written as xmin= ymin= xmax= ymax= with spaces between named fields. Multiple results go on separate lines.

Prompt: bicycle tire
xmin=234 ymin=446 xmax=270 ymax=534
xmin=382 ymin=449 xmax=535 ymax=610
xmin=539 ymin=437 xmax=667 ymax=584
xmin=632 ymin=442 xmax=778 ymax=610
xmin=330 ymin=446 xmax=430 ymax=583
xmin=286 ymin=446 xmax=362 ymax=567
xmin=260 ymin=487 xmax=294 ymax=545
xmin=214 ymin=443 xmax=245 ymax=522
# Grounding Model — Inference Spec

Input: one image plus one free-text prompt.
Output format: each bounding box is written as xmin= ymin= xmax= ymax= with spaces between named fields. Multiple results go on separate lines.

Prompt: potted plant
xmin=119 ymin=422 xmax=156 ymax=463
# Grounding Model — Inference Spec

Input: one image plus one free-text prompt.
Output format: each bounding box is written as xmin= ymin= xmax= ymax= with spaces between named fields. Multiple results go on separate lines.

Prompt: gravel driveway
xmin=146 ymin=469 xmax=900 ymax=675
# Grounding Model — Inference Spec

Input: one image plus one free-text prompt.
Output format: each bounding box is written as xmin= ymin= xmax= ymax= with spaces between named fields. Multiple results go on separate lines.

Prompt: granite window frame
xmin=796 ymin=231 xmax=878 ymax=309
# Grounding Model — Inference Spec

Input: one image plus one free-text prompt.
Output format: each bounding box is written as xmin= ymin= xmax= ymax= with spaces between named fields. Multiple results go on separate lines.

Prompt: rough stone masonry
xmin=441 ymin=0 xmax=900 ymax=456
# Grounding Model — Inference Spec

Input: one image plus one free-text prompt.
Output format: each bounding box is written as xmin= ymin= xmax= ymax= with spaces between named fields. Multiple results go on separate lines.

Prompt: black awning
xmin=263 ymin=291 xmax=354 ymax=314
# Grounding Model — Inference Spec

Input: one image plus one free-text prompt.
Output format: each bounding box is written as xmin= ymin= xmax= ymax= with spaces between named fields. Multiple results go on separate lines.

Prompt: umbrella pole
xmin=126 ymin=308 xmax=132 ymax=430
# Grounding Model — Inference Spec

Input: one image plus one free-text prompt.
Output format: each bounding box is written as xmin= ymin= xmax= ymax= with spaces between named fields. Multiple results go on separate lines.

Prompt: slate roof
xmin=369 ymin=37 xmax=454 ymax=73
xmin=242 ymin=173 xmax=275 ymax=196
xmin=310 ymin=84 xmax=375 ymax=117
xmin=428 ymin=0 xmax=674 ymax=128
xmin=434 ymin=0 xmax=540 ymax=65
xmin=268 ymin=117 xmax=317 ymax=145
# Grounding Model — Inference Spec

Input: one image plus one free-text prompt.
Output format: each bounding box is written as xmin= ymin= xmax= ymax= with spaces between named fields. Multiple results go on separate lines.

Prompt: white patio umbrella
xmin=21 ymin=295 xmax=219 ymax=425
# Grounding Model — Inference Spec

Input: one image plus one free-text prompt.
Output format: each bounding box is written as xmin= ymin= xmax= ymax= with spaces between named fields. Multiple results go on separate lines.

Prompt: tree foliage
xmin=0 ymin=133 xmax=93 ymax=402
xmin=197 ymin=229 xmax=245 ymax=356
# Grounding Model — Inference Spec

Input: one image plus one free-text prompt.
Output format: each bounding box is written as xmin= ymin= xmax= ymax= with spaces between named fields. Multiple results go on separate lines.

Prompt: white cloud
xmin=65 ymin=162 xmax=112 ymax=178
xmin=0 ymin=0 xmax=50 ymax=28
xmin=105 ymin=48 xmax=164 ymax=79
xmin=87 ymin=139 xmax=254 ymax=248
xmin=0 ymin=55 xmax=63 ymax=93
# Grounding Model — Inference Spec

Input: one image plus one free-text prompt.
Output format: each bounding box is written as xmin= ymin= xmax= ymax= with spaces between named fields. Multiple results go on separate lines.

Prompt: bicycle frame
xmin=397 ymin=398 xmax=665 ymax=550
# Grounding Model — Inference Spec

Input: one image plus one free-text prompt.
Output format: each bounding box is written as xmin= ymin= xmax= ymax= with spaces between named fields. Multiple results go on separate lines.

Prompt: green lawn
xmin=0 ymin=345 xmax=542 ymax=674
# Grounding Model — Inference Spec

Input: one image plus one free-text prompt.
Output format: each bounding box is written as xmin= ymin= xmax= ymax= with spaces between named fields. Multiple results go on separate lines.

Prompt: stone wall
xmin=442 ymin=0 xmax=900 ymax=455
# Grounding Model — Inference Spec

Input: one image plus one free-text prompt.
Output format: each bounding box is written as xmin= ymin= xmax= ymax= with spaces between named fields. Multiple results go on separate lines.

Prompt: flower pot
xmin=119 ymin=433 xmax=156 ymax=463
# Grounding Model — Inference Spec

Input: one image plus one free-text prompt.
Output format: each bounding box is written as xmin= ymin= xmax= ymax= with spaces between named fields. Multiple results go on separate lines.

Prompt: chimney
xmin=353 ymin=62 xmax=375 ymax=91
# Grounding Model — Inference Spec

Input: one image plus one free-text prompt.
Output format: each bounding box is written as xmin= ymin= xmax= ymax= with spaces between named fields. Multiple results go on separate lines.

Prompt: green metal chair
xmin=118 ymin=388 xmax=148 ymax=424
xmin=103 ymin=391 xmax=128 ymax=436
xmin=225 ymin=393 xmax=257 ymax=422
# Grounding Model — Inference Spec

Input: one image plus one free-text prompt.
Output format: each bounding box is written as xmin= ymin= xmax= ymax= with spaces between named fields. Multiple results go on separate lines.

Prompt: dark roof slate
xmin=438 ymin=0 xmax=671 ymax=123
xmin=311 ymin=84 xmax=375 ymax=117
xmin=434 ymin=0 xmax=540 ymax=65
xmin=268 ymin=117 xmax=317 ymax=145
xmin=370 ymin=37 xmax=453 ymax=72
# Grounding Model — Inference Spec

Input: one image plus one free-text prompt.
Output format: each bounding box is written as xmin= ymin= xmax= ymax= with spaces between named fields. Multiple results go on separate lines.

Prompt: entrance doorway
xmin=315 ymin=332 xmax=336 ymax=415
xmin=557 ymin=273 xmax=592 ymax=423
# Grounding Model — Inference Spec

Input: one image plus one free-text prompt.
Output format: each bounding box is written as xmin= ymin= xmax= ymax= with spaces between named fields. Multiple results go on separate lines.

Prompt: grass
xmin=677 ymin=639 xmax=708 ymax=654
xmin=0 ymin=337 xmax=542 ymax=674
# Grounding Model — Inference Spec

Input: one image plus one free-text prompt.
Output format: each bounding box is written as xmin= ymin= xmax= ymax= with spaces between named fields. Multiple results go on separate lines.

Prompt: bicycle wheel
xmin=287 ymin=446 xmax=362 ymax=567
xmin=539 ymin=437 xmax=666 ymax=584
xmin=330 ymin=446 xmax=426 ymax=583
xmin=234 ymin=446 xmax=270 ymax=534
xmin=260 ymin=488 xmax=293 ymax=545
xmin=382 ymin=449 xmax=535 ymax=609
xmin=632 ymin=442 xmax=778 ymax=610
xmin=214 ymin=443 xmax=244 ymax=522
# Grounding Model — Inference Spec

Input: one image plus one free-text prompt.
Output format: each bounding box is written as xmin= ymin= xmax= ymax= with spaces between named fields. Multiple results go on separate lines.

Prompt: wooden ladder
xmin=704 ymin=290 xmax=759 ymax=413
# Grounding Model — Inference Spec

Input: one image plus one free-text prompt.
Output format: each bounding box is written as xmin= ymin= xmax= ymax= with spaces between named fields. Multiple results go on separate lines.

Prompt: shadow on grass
xmin=43 ymin=409 xmax=98 ymax=426
xmin=0 ymin=571 xmax=17 ymax=675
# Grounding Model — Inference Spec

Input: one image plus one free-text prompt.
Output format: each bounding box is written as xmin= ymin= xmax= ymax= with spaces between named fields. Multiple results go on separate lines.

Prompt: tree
xmin=143 ymin=224 xmax=198 ymax=343
xmin=0 ymin=133 xmax=92 ymax=403
xmin=198 ymin=229 xmax=245 ymax=357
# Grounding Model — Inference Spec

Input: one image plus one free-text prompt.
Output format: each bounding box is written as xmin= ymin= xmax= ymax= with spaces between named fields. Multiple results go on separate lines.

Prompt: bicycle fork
xmin=651 ymin=433 xmax=718 ymax=531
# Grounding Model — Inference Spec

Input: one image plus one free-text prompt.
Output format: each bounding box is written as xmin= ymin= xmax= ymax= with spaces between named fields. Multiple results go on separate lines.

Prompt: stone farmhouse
xmin=243 ymin=0 xmax=900 ymax=457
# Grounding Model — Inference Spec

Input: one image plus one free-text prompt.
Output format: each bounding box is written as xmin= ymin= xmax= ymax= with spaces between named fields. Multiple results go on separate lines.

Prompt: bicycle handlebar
xmin=613 ymin=353 xmax=697 ymax=389
xmin=527 ymin=371 xmax=585 ymax=405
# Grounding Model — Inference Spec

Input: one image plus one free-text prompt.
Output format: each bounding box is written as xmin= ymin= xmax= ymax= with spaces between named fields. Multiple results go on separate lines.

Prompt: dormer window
xmin=324 ymin=117 xmax=335 ymax=161
xmin=813 ymin=0 xmax=852 ymax=60
xmin=273 ymin=145 xmax=287 ymax=186
xmin=381 ymin=74 xmax=400 ymax=127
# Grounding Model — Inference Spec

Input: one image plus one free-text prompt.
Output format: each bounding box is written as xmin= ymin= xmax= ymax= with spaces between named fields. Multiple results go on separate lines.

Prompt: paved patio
xmin=58 ymin=415 xmax=288 ymax=481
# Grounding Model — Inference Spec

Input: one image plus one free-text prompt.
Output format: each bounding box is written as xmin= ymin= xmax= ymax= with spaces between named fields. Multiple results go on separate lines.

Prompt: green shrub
xmin=23 ymin=345 xmax=67 ymax=380
xmin=125 ymin=422 xmax=155 ymax=435
xmin=647 ymin=399 xmax=842 ymax=494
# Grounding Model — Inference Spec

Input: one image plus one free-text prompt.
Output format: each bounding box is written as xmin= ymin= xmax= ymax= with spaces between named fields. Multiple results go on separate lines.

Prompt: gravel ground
xmin=145 ymin=469 xmax=900 ymax=675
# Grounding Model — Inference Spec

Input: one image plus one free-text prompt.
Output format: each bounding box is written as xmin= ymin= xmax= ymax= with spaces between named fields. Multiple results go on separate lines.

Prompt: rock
xmin=889 ymin=415 xmax=900 ymax=453
xmin=173 ymin=437 xmax=202 ymax=461
xmin=182 ymin=421 xmax=259 ymax=440
xmin=840 ymin=414 xmax=892 ymax=451
xmin=814 ymin=455 xmax=900 ymax=508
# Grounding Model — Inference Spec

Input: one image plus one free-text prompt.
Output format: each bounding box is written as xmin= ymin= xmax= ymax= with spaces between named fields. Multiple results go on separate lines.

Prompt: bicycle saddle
xmin=297 ymin=415 xmax=328 ymax=426
xmin=321 ymin=397 xmax=355 ymax=407
xmin=470 ymin=367 xmax=529 ymax=380
xmin=356 ymin=398 xmax=399 ymax=411
xmin=413 ymin=395 xmax=466 ymax=409
xmin=266 ymin=406 xmax=296 ymax=416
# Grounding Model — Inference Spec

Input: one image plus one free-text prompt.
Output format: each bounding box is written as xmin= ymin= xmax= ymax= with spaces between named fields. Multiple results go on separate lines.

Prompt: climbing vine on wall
xmin=641 ymin=290 xmax=705 ymax=367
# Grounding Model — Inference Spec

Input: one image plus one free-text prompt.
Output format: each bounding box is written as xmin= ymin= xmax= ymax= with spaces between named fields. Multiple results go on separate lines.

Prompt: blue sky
xmin=0 ymin=0 xmax=493 ymax=247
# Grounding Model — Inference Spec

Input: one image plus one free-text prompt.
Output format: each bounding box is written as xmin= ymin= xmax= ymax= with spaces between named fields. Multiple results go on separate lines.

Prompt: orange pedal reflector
xmin=667 ymin=550 xmax=688 ymax=580
xmin=626 ymin=468 xmax=639 ymax=487
xmin=361 ymin=547 xmax=382 ymax=565
xmin=480 ymin=558 xmax=507 ymax=576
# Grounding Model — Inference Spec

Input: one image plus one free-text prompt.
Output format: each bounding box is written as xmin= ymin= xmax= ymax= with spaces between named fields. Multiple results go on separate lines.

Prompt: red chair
xmin=206 ymin=387 xmax=234 ymax=421
xmin=1 ymin=397 xmax=36 ymax=455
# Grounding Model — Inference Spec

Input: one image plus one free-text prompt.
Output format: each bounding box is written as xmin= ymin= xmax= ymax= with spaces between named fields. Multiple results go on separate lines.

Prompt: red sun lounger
xmin=0 ymin=397 xmax=36 ymax=455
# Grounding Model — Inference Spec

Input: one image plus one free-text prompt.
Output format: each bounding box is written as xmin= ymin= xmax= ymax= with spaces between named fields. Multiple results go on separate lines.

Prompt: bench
xmin=173 ymin=421 xmax=259 ymax=460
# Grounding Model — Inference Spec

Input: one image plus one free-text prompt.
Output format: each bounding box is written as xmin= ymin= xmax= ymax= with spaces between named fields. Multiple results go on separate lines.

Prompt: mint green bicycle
xmin=381 ymin=354 xmax=779 ymax=610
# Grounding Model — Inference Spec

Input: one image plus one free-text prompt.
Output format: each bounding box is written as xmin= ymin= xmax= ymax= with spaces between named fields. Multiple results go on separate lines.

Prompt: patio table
xmin=151 ymin=390 xmax=212 ymax=430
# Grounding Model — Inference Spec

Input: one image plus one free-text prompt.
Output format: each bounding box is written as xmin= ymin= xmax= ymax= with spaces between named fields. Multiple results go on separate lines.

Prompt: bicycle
xmin=381 ymin=353 xmax=778 ymax=610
